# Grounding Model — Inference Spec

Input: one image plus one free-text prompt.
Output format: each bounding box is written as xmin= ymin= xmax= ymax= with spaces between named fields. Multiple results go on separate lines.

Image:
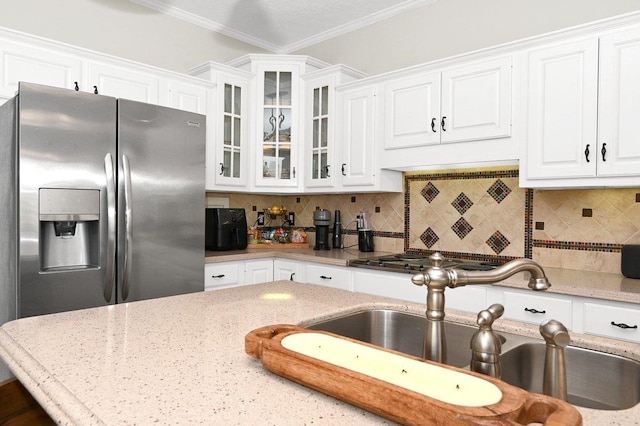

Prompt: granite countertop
xmin=205 ymin=248 xmax=640 ymax=305
xmin=1 ymin=281 xmax=638 ymax=425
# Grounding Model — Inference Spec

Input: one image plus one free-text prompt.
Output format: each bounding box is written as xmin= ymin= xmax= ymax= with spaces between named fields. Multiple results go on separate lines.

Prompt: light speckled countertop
xmin=0 ymin=281 xmax=638 ymax=425
xmin=206 ymin=248 xmax=640 ymax=305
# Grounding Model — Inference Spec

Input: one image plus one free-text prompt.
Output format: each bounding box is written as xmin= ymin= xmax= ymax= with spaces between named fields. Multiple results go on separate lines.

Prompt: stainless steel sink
xmin=306 ymin=309 xmax=523 ymax=368
xmin=500 ymin=342 xmax=640 ymax=410
xmin=305 ymin=309 xmax=640 ymax=411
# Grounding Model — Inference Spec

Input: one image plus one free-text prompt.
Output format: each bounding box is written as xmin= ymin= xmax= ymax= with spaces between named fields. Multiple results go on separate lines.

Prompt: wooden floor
xmin=0 ymin=379 xmax=55 ymax=425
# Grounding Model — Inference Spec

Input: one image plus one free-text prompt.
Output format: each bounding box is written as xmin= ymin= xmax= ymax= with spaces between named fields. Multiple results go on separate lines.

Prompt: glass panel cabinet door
xmin=311 ymin=85 xmax=330 ymax=181
xmin=262 ymin=71 xmax=293 ymax=181
xmin=221 ymin=83 xmax=242 ymax=179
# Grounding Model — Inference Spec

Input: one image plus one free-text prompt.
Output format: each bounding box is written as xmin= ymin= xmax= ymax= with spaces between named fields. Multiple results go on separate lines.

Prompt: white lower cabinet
xmin=446 ymin=286 xmax=489 ymax=314
xmin=274 ymin=259 xmax=306 ymax=282
xmin=244 ymin=260 xmax=274 ymax=285
xmin=499 ymin=289 xmax=573 ymax=328
xmin=204 ymin=262 xmax=242 ymax=290
xmin=353 ymin=270 xmax=423 ymax=303
xmin=583 ymin=300 xmax=640 ymax=344
xmin=306 ymin=263 xmax=352 ymax=291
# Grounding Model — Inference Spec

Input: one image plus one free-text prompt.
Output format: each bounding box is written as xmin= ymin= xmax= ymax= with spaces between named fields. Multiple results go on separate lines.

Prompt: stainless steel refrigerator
xmin=0 ymin=82 xmax=205 ymax=318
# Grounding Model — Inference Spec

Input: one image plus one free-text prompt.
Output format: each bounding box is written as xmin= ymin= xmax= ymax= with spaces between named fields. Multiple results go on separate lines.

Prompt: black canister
xmin=332 ymin=210 xmax=343 ymax=249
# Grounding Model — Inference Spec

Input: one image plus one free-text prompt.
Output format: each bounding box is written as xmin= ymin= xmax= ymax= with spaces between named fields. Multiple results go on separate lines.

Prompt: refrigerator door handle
xmin=104 ymin=153 xmax=116 ymax=302
xmin=122 ymin=154 xmax=133 ymax=301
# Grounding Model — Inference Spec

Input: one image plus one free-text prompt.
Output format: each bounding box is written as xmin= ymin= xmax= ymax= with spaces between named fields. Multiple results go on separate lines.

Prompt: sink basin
xmin=500 ymin=343 xmax=640 ymax=410
xmin=306 ymin=309 xmax=518 ymax=368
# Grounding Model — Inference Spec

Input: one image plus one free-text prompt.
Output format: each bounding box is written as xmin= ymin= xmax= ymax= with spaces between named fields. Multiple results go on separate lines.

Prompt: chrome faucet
xmin=470 ymin=303 xmax=504 ymax=378
xmin=411 ymin=252 xmax=551 ymax=363
xmin=540 ymin=319 xmax=570 ymax=401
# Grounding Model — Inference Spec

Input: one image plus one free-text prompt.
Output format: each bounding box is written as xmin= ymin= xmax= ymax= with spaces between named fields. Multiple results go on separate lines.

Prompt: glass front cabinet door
xmin=255 ymin=63 xmax=302 ymax=189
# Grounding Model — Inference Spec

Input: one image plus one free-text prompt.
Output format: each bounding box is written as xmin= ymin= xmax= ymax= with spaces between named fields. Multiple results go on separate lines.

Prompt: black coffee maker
xmin=313 ymin=209 xmax=331 ymax=250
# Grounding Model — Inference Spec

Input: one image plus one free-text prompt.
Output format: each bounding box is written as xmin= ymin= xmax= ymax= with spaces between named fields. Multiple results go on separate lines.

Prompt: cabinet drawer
xmin=306 ymin=264 xmax=351 ymax=290
xmin=584 ymin=302 xmax=640 ymax=343
xmin=204 ymin=263 xmax=241 ymax=290
xmin=502 ymin=290 xmax=572 ymax=328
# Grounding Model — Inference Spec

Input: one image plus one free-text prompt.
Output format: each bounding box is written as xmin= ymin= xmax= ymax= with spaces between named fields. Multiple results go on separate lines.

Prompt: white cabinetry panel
xmin=86 ymin=61 xmax=160 ymax=104
xmin=0 ymin=40 xmax=82 ymax=99
xmin=384 ymin=72 xmax=440 ymax=149
xmin=525 ymin=38 xmax=599 ymax=180
xmin=597 ymin=26 xmax=640 ymax=177
xmin=306 ymin=263 xmax=351 ymax=290
xmin=338 ymin=85 xmax=376 ymax=187
xmin=502 ymin=290 xmax=572 ymax=328
xmin=244 ymin=259 xmax=274 ymax=285
xmin=204 ymin=262 xmax=242 ymax=290
xmin=440 ymin=56 xmax=512 ymax=143
xmin=584 ymin=301 xmax=640 ymax=343
xmin=274 ymin=259 xmax=306 ymax=282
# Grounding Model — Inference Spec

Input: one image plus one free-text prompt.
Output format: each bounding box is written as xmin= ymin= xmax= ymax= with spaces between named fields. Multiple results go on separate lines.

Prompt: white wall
xmin=293 ymin=0 xmax=640 ymax=75
xmin=0 ymin=0 xmax=267 ymax=73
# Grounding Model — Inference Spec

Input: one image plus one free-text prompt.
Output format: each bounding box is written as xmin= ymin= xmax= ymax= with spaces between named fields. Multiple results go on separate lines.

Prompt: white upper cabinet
xmin=383 ymin=57 xmax=512 ymax=149
xmin=302 ymin=66 xmax=365 ymax=190
xmin=522 ymin=24 xmax=640 ymax=187
xmin=597 ymin=26 xmax=640 ymax=177
xmin=380 ymin=56 xmax=515 ymax=170
xmin=338 ymin=85 xmax=378 ymax=187
xmin=524 ymin=37 xmax=599 ymax=180
xmin=383 ymin=72 xmax=441 ymax=149
xmin=440 ymin=57 xmax=512 ymax=143
xmin=0 ymin=38 xmax=82 ymax=101
xmin=86 ymin=61 xmax=161 ymax=104
xmin=188 ymin=62 xmax=251 ymax=191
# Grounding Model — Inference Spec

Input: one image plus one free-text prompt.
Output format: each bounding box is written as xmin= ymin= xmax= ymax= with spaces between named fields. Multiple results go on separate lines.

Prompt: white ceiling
xmin=130 ymin=0 xmax=438 ymax=53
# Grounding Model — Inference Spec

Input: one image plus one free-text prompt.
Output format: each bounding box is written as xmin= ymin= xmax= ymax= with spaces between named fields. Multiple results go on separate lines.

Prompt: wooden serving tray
xmin=245 ymin=325 xmax=582 ymax=426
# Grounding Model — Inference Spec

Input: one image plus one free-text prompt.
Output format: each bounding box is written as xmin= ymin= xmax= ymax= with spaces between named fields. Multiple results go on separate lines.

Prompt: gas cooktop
xmin=348 ymin=253 xmax=500 ymax=274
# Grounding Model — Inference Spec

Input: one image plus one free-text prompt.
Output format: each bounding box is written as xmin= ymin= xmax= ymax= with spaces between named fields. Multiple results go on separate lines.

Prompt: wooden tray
xmin=247 ymin=243 xmax=309 ymax=249
xmin=245 ymin=325 xmax=582 ymax=426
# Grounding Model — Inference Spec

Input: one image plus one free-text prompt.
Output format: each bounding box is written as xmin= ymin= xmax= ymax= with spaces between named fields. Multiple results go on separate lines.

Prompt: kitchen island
xmin=1 ymin=281 xmax=638 ymax=425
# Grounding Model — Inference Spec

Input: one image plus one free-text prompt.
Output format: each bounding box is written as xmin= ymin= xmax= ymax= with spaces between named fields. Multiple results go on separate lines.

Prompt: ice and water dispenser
xmin=39 ymin=188 xmax=100 ymax=272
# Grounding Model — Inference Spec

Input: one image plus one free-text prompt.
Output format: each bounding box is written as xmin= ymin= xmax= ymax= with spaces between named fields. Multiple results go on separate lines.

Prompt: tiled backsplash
xmin=206 ymin=167 xmax=640 ymax=274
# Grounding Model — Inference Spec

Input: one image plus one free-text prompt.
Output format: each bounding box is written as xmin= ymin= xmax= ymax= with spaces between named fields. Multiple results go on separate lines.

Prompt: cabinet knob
xmin=320 ymin=275 xmax=332 ymax=280
xmin=219 ymin=162 xmax=225 ymax=175
xmin=74 ymin=82 xmax=79 ymax=91
xmin=324 ymin=165 xmax=330 ymax=178
xmin=431 ymin=117 xmax=436 ymax=133
xmin=524 ymin=307 xmax=546 ymax=314
xmin=289 ymin=273 xmax=295 ymax=281
xmin=584 ymin=144 xmax=590 ymax=162
xmin=292 ymin=167 xmax=296 ymax=178
xmin=211 ymin=274 xmax=225 ymax=279
xmin=341 ymin=163 xmax=347 ymax=176
xmin=601 ymin=143 xmax=607 ymax=162
xmin=441 ymin=116 xmax=447 ymax=131
xmin=93 ymin=85 xmax=99 ymax=94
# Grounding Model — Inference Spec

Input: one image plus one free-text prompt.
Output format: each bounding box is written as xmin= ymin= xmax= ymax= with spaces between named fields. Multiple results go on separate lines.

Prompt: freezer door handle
xmin=122 ymin=154 xmax=133 ymax=301
xmin=104 ymin=154 xmax=116 ymax=302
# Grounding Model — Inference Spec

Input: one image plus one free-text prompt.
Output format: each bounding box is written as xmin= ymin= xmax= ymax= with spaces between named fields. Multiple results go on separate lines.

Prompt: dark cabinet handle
xmin=320 ymin=275 xmax=332 ymax=280
xmin=325 ymin=165 xmax=330 ymax=178
xmin=431 ymin=117 xmax=436 ymax=132
xmin=341 ymin=163 xmax=346 ymax=176
xmin=601 ymin=143 xmax=607 ymax=161
xmin=524 ymin=307 xmax=546 ymax=314
xmin=219 ymin=162 xmax=225 ymax=175
xmin=585 ymin=144 xmax=590 ymax=162
xmin=611 ymin=321 xmax=637 ymax=329
xmin=293 ymin=167 xmax=296 ymax=178
xmin=211 ymin=274 xmax=225 ymax=279
xmin=93 ymin=86 xmax=99 ymax=94
xmin=74 ymin=82 xmax=79 ymax=91
xmin=289 ymin=273 xmax=295 ymax=281
xmin=441 ymin=116 xmax=447 ymax=131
